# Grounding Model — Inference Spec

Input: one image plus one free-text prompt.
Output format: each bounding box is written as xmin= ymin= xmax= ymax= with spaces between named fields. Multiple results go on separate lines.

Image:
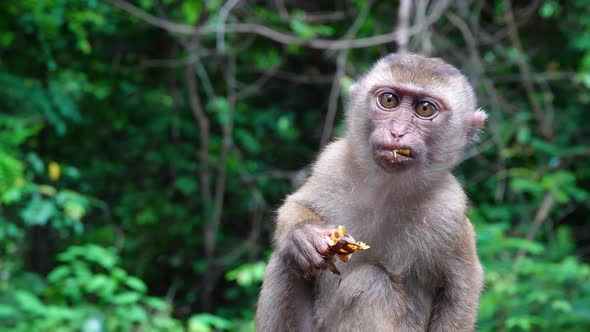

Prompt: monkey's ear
xmin=466 ymin=108 xmax=487 ymax=142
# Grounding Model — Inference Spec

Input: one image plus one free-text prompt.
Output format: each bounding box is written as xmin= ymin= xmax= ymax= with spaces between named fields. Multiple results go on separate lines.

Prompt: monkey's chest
xmin=312 ymin=261 xmax=435 ymax=331
xmin=311 ymin=195 xmax=449 ymax=329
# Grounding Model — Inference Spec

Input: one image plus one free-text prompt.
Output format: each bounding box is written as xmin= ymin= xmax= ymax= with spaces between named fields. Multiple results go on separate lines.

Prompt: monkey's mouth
xmin=373 ymin=147 xmax=414 ymax=167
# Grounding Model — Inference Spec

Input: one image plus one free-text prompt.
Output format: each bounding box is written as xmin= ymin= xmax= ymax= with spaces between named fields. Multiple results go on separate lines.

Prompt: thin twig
xmin=320 ymin=0 xmax=373 ymax=148
xmin=274 ymin=0 xmax=347 ymax=24
xmin=413 ymin=0 xmax=431 ymax=54
xmin=512 ymin=193 xmax=555 ymax=272
xmin=504 ymin=0 xmax=553 ymax=139
xmin=320 ymin=52 xmax=348 ymax=148
xmin=479 ymin=0 xmax=542 ymax=45
xmin=217 ymin=0 xmax=242 ymax=53
xmin=235 ymin=66 xmax=279 ymax=100
xmin=210 ymin=55 xmax=237 ymax=256
xmin=396 ymin=0 xmax=412 ymax=53
xmin=445 ymin=12 xmax=479 ymax=61
xmin=195 ymin=59 xmax=216 ymax=101
xmin=136 ymin=53 xmax=200 ymax=70
xmin=107 ymin=0 xmax=450 ymax=50
xmin=200 ymin=54 xmax=238 ymax=311
xmin=184 ymin=51 xmax=211 ymax=206
xmin=167 ymin=62 xmax=181 ymax=143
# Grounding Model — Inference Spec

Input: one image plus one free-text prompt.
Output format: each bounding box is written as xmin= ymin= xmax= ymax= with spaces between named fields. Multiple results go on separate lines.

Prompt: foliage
xmin=0 ymin=0 xmax=588 ymax=331
xmin=474 ymin=221 xmax=590 ymax=331
xmin=0 ymin=245 xmax=182 ymax=331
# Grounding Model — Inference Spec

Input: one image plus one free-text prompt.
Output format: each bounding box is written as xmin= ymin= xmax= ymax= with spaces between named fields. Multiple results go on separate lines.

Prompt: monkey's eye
xmin=378 ymin=92 xmax=400 ymax=109
xmin=415 ymin=101 xmax=437 ymax=118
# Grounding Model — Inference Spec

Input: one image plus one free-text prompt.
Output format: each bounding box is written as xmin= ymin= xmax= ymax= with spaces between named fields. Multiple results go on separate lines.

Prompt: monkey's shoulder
xmin=288 ymin=139 xmax=355 ymax=199
xmin=311 ymin=139 xmax=353 ymax=176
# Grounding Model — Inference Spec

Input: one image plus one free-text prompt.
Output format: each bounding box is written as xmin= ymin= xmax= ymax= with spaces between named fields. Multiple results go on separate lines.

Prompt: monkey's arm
xmin=427 ymin=218 xmax=484 ymax=332
xmin=255 ymin=253 xmax=315 ymax=332
xmin=275 ymin=198 xmax=326 ymax=243
xmin=256 ymin=140 xmax=347 ymax=331
xmin=255 ymin=197 xmax=333 ymax=331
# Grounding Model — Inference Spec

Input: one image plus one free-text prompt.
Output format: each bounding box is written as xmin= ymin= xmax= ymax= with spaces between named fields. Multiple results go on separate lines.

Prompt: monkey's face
xmin=367 ymin=85 xmax=445 ymax=172
xmin=346 ymin=54 xmax=486 ymax=175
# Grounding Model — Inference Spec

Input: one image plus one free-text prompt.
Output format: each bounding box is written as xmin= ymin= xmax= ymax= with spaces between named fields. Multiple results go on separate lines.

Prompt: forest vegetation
xmin=0 ymin=0 xmax=589 ymax=331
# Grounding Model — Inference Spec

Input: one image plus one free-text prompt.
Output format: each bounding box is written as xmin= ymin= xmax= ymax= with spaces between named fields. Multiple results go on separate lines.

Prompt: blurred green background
xmin=0 ymin=0 xmax=589 ymax=331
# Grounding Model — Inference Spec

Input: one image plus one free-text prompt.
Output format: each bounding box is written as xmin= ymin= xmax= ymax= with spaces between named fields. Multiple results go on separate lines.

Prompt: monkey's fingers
xmin=282 ymin=230 xmax=320 ymax=275
xmin=318 ymin=235 xmax=334 ymax=255
xmin=302 ymin=244 xmax=329 ymax=271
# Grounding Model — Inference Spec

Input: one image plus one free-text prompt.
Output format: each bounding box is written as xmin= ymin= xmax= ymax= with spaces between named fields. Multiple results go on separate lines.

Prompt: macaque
xmin=256 ymin=53 xmax=486 ymax=332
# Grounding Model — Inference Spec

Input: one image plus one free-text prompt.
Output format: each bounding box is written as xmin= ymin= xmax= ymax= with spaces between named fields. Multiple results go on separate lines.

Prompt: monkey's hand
xmin=277 ymin=223 xmax=334 ymax=279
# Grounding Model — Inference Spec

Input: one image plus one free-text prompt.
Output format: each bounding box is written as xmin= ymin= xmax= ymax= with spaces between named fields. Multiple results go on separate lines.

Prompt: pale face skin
xmin=368 ymin=83 xmax=450 ymax=172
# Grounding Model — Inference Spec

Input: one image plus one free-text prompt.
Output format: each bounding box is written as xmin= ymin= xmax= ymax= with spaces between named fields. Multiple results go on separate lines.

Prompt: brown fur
xmin=256 ymin=53 xmax=485 ymax=332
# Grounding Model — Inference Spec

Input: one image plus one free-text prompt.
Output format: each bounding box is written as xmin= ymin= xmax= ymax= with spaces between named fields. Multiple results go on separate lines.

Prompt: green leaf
xmin=253 ymin=49 xmax=281 ymax=70
xmin=47 ymin=265 xmax=71 ymax=283
xmin=276 ymin=115 xmax=299 ymax=139
xmin=110 ymin=292 xmax=142 ymax=305
xmin=290 ymin=19 xmax=315 ymax=39
xmin=174 ymin=176 xmax=198 ymax=195
xmin=235 ymin=129 xmax=261 ymax=154
xmin=540 ymin=1 xmax=561 ymax=18
xmin=85 ymin=274 xmax=111 ymax=293
xmin=144 ymin=297 xmax=167 ymax=311
xmin=189 ymin=313 xmax=232 ymax=332
xmin=226 ymin=261 xmax=266 ymax=287
xmin=182 ymin=0 xmax=202 ymax=24
xmin=20 ymin=196 xmax=56 ymax=226
xmin=505 ymin=239 xmax=545 ymax=255
xmin=125 ymin=305 xmax=148 ymax=322
xmin=139 ymin=0 xmax=154 ymax=10
xmin=0 ymin=304 xmax=17 ymax=318
xmin=14 ymin=290 xmax=45 ymax=313
xmin=208 ymin=97 xmax=230 ymax=125
xmin=509 ymin=178 xmax=543 ymax=196
xmin=125 ymin=276 xmax=147 ymax=293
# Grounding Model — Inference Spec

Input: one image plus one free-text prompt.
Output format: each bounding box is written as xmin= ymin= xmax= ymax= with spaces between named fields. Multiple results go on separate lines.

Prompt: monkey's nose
xmin=390 ymin=130 xmax=406 ymax=139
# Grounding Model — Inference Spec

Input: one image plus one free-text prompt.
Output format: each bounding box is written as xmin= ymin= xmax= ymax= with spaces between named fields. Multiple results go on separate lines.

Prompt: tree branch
xmin=395 ymin=0 xmax=412 ymax=53
xmin=210 ymin=55 xmax=237 ymax=257
xmin=107 ymin=0 xmax=449 ymax=50
xmin=217 ymin=0 xmax=242 ymax=53
xmin=184 ymin=53 xmax=211 ymax=206
xmin=503 ymin=0 xmax=553 ymax=139
xmin=512 ymin=193 xmax=555 ymax=271
xmin=320 ymin=0 xmax=373 ymax=148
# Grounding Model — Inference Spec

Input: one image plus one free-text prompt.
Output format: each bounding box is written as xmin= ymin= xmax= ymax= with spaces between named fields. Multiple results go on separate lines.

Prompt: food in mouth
xmin=392 ymin=149 xmax=411 ymax=157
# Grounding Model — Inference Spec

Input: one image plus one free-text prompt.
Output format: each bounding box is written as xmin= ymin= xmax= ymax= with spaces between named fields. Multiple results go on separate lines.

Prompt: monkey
xmin=256 ymin=53 xmax=487 ymax=332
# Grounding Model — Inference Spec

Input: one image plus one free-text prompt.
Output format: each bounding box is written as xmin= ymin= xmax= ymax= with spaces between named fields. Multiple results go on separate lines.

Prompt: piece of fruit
xmin=326 ymin=225 xmax=370 ymax=276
